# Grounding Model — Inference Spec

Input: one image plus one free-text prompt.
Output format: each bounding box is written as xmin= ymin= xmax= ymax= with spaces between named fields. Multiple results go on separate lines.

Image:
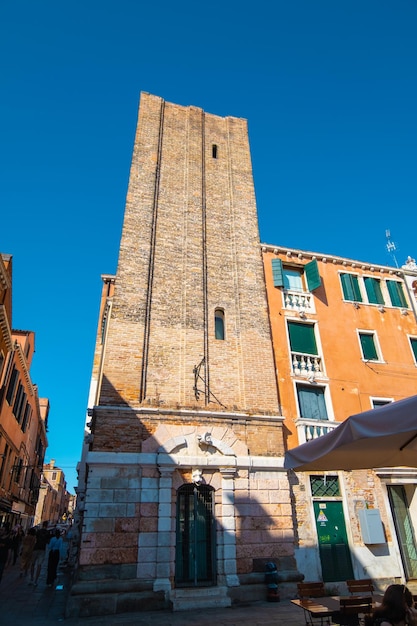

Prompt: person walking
xmin=46 ymin=529 xmax=63 ymax=587
xmin=19 ymin=527 xmax=36 ymax=579
xmin=29 ymin=521 xmax=50 ymax=586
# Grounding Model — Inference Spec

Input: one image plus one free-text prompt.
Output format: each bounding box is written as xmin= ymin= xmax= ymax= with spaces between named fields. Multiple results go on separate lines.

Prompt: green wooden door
xmin=313 ymin=501 xmax=354 ymax=582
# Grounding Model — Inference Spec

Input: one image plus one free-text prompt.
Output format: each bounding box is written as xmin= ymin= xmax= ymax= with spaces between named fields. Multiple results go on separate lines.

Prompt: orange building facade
xmin=263 ymin=244 xmax=417 ymax=587
xmin=0 ymin=253 xmax=49 ymax=529
xmin=35 ymin=459 xmax=70 ymax=526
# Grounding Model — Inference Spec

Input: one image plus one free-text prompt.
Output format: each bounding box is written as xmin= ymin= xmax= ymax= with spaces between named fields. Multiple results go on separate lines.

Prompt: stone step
xmin=171 ymin=586 xmax=231 ymax=611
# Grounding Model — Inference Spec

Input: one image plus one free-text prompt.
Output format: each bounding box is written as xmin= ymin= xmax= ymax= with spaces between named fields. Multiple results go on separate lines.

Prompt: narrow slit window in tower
xmin=215 ymin=309 xmax=225 ymax=340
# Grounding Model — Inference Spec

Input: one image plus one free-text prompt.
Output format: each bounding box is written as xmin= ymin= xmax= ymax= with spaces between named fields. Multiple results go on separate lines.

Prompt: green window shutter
xmin=5 ymin=366 xmax=18 ymax=405
xmin=305 ymin=259 xmax=321 ymax=292
xmin=372 ymin=279 xmax=384 ymax=304
xmin=360 ymin=333 xmax=378 ymax=360
xmin=364 ymin=277 xmax=384 ymax=305
xmin=387 ymin=280 xmax=408 ymax=308
xmin=410 ymin=338 xmax=417 ymax=363
xmin=271 ymin=258 xmax=284 ymax=287
xmin=297 ymin=385 xmax=328 ymax=420
xmin=340 ymin=273 xmax=352 ymax=300
xmin=387 ymin=280 xmax=400 ymax=306
xmin=340 ymin=273 xmax=362 ymax=302
xmin=352 ymin=275 xmax=362 ymax=301
xmin=288 ymin=322 xmax=318 ymax=355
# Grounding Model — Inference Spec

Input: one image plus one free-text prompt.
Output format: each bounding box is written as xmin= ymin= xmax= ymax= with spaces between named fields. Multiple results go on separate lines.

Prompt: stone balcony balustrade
xmin=295 ymin=418 xmax=340 ymax=444
xmin=291 ymin=352 xmax=323 ymax=378
xmin=283 ymin=289 xmax=316 ymax=314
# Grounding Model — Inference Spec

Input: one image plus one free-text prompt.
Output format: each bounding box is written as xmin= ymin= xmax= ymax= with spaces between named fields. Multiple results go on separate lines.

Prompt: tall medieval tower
xmin=71 ymin=93 xmax=298 ymax=618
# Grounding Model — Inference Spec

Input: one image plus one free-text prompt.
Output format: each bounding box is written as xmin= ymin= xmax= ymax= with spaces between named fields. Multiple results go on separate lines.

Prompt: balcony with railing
xmin=295 ymin=418 xmax=341 ymax=444
xmin=291 ymin=351 xmax=323 ymax=379
xmin=283 ymin=289 xmax=316 ymax=314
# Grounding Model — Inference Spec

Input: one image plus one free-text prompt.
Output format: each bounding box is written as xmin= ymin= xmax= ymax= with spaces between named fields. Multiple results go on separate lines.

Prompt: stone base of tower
xmin=69 ymin=415 xmax=302 ymax=618
xmin=66 ymin=578 xmax=170 ymax=618
xmin=66 ymin=571 xmax=304 ymax=619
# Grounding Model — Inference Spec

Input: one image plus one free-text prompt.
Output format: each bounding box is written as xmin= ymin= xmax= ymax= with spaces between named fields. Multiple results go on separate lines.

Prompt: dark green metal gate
xmin=175 ymin=483 xmax=216 ymax=586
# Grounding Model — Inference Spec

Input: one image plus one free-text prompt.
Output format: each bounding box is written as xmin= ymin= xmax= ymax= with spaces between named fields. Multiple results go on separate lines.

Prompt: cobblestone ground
xmin=0 ymin=557 xmax=305 ymax=625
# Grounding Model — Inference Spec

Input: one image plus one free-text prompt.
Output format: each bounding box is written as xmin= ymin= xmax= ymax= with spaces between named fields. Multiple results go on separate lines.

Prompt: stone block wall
xmin=79 ymin=463 xmax=141 ymax=575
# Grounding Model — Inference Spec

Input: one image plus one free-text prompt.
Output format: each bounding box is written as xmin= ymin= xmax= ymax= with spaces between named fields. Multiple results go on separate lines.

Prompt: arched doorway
xmin=175 ymin=483 xmax=216 ymax=587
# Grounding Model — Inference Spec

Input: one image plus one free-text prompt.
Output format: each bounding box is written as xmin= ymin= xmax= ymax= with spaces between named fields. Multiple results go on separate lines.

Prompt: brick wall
xmin=100 ymin=93 xmax=279 ymax=415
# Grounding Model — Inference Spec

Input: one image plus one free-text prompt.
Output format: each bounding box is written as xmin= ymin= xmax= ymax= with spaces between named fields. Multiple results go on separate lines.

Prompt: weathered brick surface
xmin=100 ymin=92 xmax=279 ymax=414
xmin=91 ymin=407 xmax=285 ymax=456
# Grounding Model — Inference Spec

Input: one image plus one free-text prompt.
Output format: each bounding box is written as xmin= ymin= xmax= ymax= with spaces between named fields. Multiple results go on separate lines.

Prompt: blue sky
xmin=1 ymin=1 xmax=416 ymax=492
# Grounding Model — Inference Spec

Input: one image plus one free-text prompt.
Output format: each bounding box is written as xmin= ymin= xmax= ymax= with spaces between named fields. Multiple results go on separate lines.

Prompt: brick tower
xmin=70 ymin=93 xmax=298 ymax=617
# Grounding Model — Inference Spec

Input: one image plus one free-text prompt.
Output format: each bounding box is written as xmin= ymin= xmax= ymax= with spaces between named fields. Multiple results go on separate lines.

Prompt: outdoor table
xmin=291 ymin=594 xmax=382 ymax=626
xmin=291 ymin=596 xmax=340 ymax=625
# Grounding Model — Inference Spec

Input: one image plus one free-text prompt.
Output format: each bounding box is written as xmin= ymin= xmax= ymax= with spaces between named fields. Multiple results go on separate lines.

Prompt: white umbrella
xmin=284 ymin=395 xmax=417 ymax=471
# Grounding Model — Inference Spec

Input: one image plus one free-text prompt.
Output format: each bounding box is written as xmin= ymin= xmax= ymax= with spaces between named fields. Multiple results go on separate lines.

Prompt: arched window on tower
xmin=214 ymin=309 xmax=225 ymax=340
xmin=212 ymin=144 xmax=218 ymax=159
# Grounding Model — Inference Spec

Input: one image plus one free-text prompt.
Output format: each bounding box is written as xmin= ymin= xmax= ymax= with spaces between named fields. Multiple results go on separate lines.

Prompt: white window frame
xmin=357 ymin=329 xmax=384 ymax=363
xmin=283 ymin=267 xmax=304 ymax=292
xmin=339 ymin=271 xmax=364 ymax=303
xmin=286 ymin=317 xmax=327 ymax=379
xmin=293 ymin=380 xmax=339 ymax=443
xmin=385 ymin=278 xmax=409 ymax=308
xmin=370 ymin=396 xmax=393 ymax=409
xmin=293 ymin=380 xmax=335 ymax=422
xmin=408 ymin=335 xmax=417 ymax=366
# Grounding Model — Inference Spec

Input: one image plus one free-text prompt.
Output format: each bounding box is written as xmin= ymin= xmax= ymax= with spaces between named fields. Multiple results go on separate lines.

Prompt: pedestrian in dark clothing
xmin=46 ymin=529 xmax=63 ymax=587
xmin=0 ymin=523 xmax=11 ymax=583
xmin=11 ymin=524 xmax=24 ymax=565
xmin=30 ymin=521 xmax=50 ymax=586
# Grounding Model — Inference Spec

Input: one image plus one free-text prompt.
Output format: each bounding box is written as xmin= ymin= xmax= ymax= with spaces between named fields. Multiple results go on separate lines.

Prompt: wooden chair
xmin=297 ymin=582 xmax=330 ymax=626
xmin=338 ymin=595 xmax=373 ymax=626
xmin=346 ymin=579 xmax=374 ymax=595
xmin=297 ymin=581 xmax=326 ymax=598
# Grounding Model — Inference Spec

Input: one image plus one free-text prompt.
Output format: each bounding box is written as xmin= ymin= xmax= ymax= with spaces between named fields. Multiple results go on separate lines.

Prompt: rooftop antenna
xmin=385 ymin=229 xmax=399 ymax=268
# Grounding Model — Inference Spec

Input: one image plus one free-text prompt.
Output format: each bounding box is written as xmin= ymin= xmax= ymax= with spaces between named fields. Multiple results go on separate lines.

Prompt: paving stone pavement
xmin=0 ymin=558 xmax=306 ymax=625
